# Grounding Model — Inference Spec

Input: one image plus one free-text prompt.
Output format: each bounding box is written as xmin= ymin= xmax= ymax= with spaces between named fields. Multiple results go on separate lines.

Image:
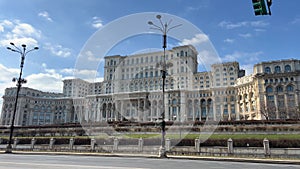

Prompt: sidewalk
xmin=3 ymin=150 xmax=300 ymax=165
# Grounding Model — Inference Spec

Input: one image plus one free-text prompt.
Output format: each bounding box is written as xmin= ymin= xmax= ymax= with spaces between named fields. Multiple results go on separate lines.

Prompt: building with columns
xmin=235 ymin=59 xmax=300 ymax=120
xmin=1 ymin=45 xmax=300 ymax=126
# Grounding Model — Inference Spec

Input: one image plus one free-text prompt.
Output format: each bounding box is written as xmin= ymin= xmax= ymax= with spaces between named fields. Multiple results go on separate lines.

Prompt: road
xmin=0 ymin=154 xmax=299 ymax=169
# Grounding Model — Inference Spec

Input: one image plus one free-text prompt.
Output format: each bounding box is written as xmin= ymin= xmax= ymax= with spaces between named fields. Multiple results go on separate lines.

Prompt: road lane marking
xmin=0 ymin=161 xmax=149 ymax=169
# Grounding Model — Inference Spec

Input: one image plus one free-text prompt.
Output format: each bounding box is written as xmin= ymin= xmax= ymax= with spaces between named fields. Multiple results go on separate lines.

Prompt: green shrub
xmin=55 ymin=138 xmax=70 ymax=145
xmin=35 ymin=138 xmax=50 ymax=144
xmin=17 ymin=138 xmax=32 ymax=144
xmin=74 ymin=138 xmax=90 ymax=145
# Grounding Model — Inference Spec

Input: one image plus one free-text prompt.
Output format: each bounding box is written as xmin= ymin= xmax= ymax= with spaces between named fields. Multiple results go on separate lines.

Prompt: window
xmin=276 ymin=86 xmax=283 ymax=92
xmin=274 ymin=66 xmax=281 ymax=73
xmin=266 ymin=86 xmax=273 ymax=93
xmin=287 ymin=85 xmax=294 ymax=92
xmin=285 ymin=65 xmax=291 ymax=72
xmin=267 ymin=95 xmax=274 ymax=101
xmin=265 ymin=67 xmax=271 ymax=73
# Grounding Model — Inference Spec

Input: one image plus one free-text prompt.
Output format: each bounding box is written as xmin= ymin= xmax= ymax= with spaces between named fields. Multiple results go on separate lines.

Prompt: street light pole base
xmin=5 ymin=145 xmax=13 ymax=153
xmin=158 ymin=146 xmax=167 ymax=158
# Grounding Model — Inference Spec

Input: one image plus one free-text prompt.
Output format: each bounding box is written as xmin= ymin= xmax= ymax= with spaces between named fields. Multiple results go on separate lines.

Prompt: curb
xmin=2 ymin=151 xmax=300 ymax=165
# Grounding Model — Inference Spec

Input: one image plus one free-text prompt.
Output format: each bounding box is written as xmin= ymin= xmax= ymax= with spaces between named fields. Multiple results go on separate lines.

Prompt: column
xmin=263 ymin=93 xmax=268 ymax=120
xmin=295 ymin=91 xmax=299 ymax=107
xmin=143 ymin=99 xmax=147 ymax=122
xmin=274 ymin=94 xmax=279 ymax=119
xmin=220 ymin=104 xmax=224 ymax=121
xmin=235 ymin=95 xmax=240 ymax=121
xmin=199 ymin=103 xmax=202 ymax=121
xmin=99 ymin=107 xmax=103 ymax=121
xmin=242 ymin=95 xmax=246 ymax=120
xmin=192 ymin=100 xmax=195 ymax=121
xmin=180 ymin=92 xmax=186 ymax=122
xmin=263 ymin=138 xmax=270 ymax=157
xmin=249 ymin=96 xmax=253 ymax=120
xmin=284 ymin=93 xmax=289 ymax=119
xmin=120 ymin=101 xmax=124 ymax=121
xmin=228 ymin=104 xmax=232 ymax=121
xmin=96 ymin=104 xmax=100 ymax=122
xmin=137 ymin=99 xmax=141 ymax=121
xmin=212 ymin=102 xmax=216 ymax=121
xmin=105 ymin=105 xmax=108 ymax=121
xmin=227 ymin=138 xmax=233 ymax=155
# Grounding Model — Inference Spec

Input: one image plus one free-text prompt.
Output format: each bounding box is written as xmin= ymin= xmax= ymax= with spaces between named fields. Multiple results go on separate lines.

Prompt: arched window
xmin=276 ymin=86 xmax=283 ymax=92
xmin=180 ymin=50 xmax=184 ymax=57
xmin=265 ymin=67 xmax=271 ymax=73
xmin=172 ymin=99 xmax=177 ymax=105
xmin=266 ymin=86 xmax=273 ymax=93
xmin=287 ymin=85 xmax=294 ymax=92
xmin=284 ymin=65 xmax=291 ymax=72
xmin=274 ymin=66 xmax=281 ymax=73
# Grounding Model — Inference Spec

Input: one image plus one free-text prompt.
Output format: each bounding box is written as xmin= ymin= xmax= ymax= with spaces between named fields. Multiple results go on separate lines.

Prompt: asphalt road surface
xmin=0 ymin=154 xmax=299 ymax=169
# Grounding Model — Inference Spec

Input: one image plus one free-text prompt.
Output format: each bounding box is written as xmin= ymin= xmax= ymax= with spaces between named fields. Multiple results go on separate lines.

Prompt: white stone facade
xmin=1 ymin=46 xmax=299 ymax=126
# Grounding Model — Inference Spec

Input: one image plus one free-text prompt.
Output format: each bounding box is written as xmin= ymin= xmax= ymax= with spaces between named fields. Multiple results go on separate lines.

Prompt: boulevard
xmin=0 ymin=154 xmax=299 ymax=169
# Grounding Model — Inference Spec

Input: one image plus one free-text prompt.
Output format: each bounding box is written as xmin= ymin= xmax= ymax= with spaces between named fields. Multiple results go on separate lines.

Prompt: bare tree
xmin=259 ymin=101 xmax=276 ymax=120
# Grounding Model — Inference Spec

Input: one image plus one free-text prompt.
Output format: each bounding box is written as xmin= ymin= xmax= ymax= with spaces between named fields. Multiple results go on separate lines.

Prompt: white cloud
xmin=291 ymin=17 xmax=300 ymax=24
xmin=250 ymin=20 xmax=269 ymax=27
xmin=222 ymin=51 xmax=262 ymax=62
xmin=61 ymin=68 xmax=103 ymax=83
xmin=92 ymin=16 xmax=103 ymax=29
xmin=24 ymin=72 xmax=63 ymax=93
xmin=224 ymin=38 xmax=234 ymax=43
xmin=0 ymin=64 xmax=19 ymax=84
xmin=44 ymin=43 xmax=71 ymax=57
xmin=254 ymin=28 xmax=266 ymax=32
xmin=85 ymin=50 xmax=103 ymax=62
xmin=12 ymin=22 xmax=41 ymax=38
xmin=38 ymin=11 xmax=53 ymax=22
xmin=0 ymin=19 xmax=40 ymax=47
xmin=179 ymin=33 xmax=209 ymax=46
xmin=219 ymin=20 xmax=269 ymax=29
xmin=0 ymin=63 xmax=104 ymax=110
xmin=239 ymin=33 xmax=252 ymax=38
xmin=197 ymin=50 xmax=221 ymax=70
xmin=240 ymin=64 xmax=254 ymax=75
xmin=0 ymin=64 xmax=23 ymax=109
xmin=218 ymin=21 xmax=248 ymax=29
xmin=60 ymin=68 xmax=74 ymax=75
xmin=0 ymin=20 xmax=13 ymax=32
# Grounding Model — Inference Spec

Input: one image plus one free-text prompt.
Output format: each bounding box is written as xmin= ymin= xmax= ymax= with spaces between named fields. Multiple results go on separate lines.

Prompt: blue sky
xmin=0 ymin=0 xmax=300 ymax=98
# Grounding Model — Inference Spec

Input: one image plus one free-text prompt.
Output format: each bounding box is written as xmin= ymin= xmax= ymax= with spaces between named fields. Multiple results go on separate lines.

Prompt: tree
xmin=259 ymin=101 xmax=276 ymax=120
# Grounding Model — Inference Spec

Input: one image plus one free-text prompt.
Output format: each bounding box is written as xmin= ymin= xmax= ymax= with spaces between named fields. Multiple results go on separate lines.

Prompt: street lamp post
xmin=5 ymin=42 xmax=38 ymax=153
xmin=148 ymin=15 xmax=181 ymax=158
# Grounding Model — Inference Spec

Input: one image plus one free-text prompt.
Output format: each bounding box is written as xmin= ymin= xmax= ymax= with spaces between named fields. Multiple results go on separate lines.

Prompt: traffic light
xmin=252 ymin=0 xmax=268 ymax=15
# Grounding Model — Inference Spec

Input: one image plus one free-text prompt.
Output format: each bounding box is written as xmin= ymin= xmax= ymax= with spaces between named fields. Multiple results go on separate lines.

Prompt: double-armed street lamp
xmin=148 ymin=15 xmax=181 ymax=158
xmin=5 ymin=42 xmax=38 ymax=153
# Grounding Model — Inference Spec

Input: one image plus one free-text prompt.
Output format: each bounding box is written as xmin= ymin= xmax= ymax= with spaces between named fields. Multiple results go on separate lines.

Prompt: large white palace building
xmin=1 ymin=45 xmax=300 ymax=126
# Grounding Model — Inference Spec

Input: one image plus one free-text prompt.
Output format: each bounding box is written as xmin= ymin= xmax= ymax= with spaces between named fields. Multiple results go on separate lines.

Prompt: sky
xmin=0 ymin=0 xmax=300 ymax=102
